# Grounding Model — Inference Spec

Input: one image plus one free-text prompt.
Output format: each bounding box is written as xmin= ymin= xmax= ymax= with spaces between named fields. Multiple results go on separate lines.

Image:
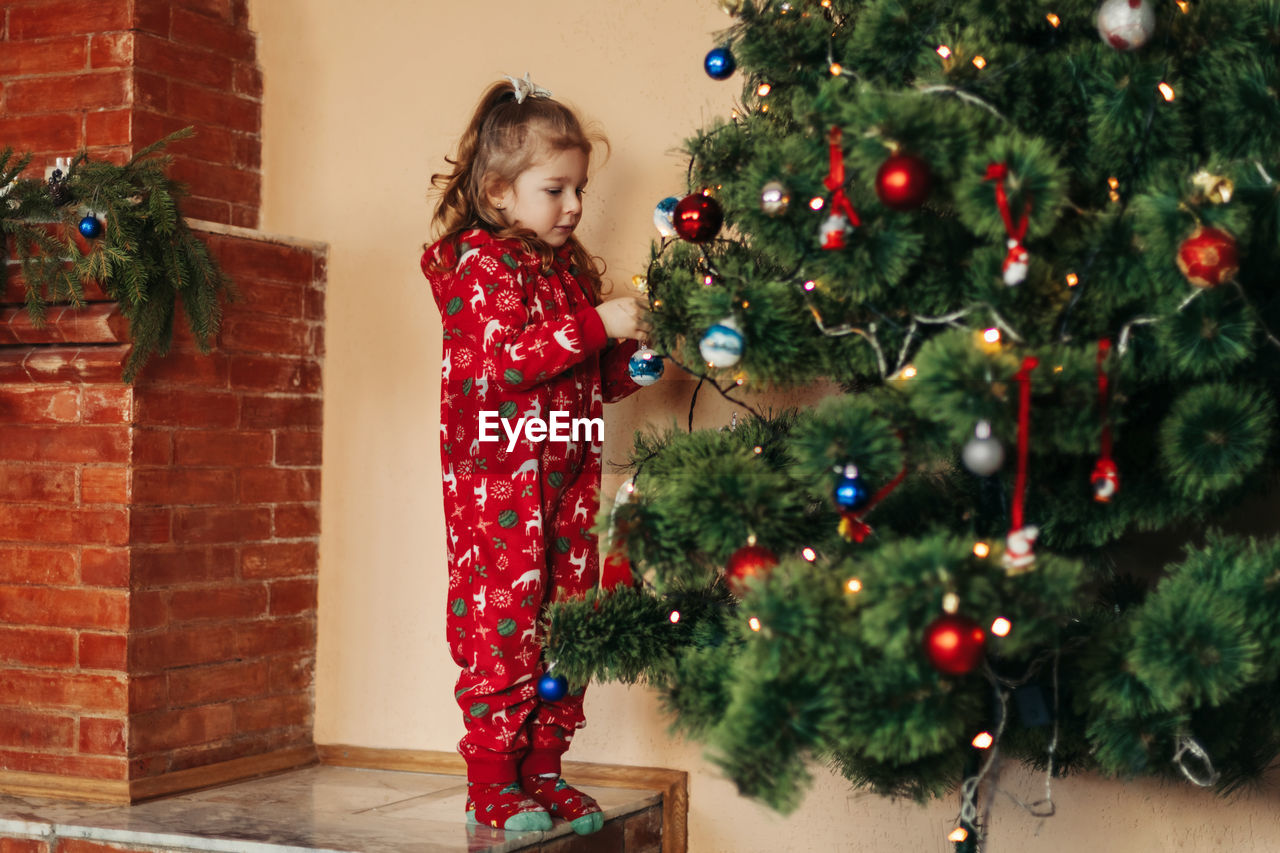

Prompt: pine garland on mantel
xmin=0 ymin=128 xmax=230 ymax=381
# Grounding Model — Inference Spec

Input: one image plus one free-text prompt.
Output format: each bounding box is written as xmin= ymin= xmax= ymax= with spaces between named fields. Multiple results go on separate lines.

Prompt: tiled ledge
xmin=0 ymin=765 xmax=663 ymax=853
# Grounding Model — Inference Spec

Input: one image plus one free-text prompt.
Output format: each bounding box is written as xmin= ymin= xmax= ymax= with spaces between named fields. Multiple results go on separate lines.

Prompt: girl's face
xmin=492 ymin=147 xmax=589 ymax=248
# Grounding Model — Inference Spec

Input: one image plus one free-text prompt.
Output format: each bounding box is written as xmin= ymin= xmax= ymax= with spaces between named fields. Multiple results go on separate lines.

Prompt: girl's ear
xmin=484 ymin=176 xmax=514 ymax=213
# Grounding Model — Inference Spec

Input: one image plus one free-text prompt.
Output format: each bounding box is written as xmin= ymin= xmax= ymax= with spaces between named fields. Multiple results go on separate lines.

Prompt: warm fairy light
xmin=753 ymin=445 xmax=763 ymax=455
xmin=703 ymin=274 xmax=714 ymax=286
xmin=748 ymin=616 xmax=762 ymax=632
xmin=1108 ymin=177 xmax=1120 ymax=190
xmin=757 ymin=83 xmax=772 ymax=97
xmin=1053 ymin=364 xmax=1064 ymax=373
xmin=803 ymin=280 xmax=817 ymax=291
xmin=830 ymin=62 xmax=843 ymax=76
xmin=900 ymin=365 xmax=918 ymax=379
xmin=942 ymin=592 xmax=960 ymax=614
xmin=1046 ymin=13 xmax=1061 ymax=27
xmin=652 ymin=299 xmax=663 ymax=308
xmin=741 ymin=301 xmax=750 ymax=309
xmin=936 ymin=45 xmax=952 ymax=60
xmin=735 ymin=377 xmax=746 ymax=386
xmin=846 ymin=578 xmax=863 ymax=594
xmin=761 ymin=104 xmax=770 ymax=113
xmin=972 ymin=731 xmax=995 ymax=749
xmin=1109 ymin=189 xmax=1121 ymax=202
xmin=1066 ymin=273 xmax=1079 ymax=287
xmin=972 ymin=55 xmax=987 ymax=70
xmin=821 ymin=0 xmax=831 ymax=6
xmin=1176 ymin=0 xmax=1190 ymax=10
xmin=802 ymin=547 xmax=817 ymax=562
xmin=625 ymin=481 xmax=636 ymax=495
xmin=973 ymin=542 xmax=990 ymax=558
xmin=669 ymin=610 xmax=681 ymax=624
xmin=948 ymin=827 xmax=969 ymax=843
xmin=731 ymin=108 xmax=741 ymax=119
xmin=991 ymin=617 xmax=1012 ymax=637
xmin=983 ymin=327 xmax=1001 ymax=345
xmin=1159 ymin=82 xmax=1176 ymax=101
xmin=809 ymin=196 xmax=825 ymax=211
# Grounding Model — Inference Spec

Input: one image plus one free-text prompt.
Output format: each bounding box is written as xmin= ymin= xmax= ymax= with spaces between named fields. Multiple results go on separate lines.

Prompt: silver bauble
xmin=760 ymin=180 xmax=791 ymax=217
xmin=962 ymin=421 xmax=1005 ymax=476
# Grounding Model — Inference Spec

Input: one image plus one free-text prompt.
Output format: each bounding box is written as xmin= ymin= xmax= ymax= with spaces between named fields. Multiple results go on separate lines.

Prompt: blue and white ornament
xmin=833 ymin=463 xmax=870 ymax=511
xmin=704 ymin=46 xmax=736 ymax=80
xmin=78 ymin=214 xmax=103 ymax=240
xmin=628 ymin=345 xmax=664 ymax=386
xmin=699 ymin=316 xmax=744 ymax=368
xmin=536 ymin=672 xmax=569 ymax=702
xmin=654 ymin=196 xmax=679 ymax=238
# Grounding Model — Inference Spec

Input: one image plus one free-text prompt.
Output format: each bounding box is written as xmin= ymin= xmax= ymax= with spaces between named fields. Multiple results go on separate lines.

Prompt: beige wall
xmin=248 ymin=1 xmax=1280 ymax=850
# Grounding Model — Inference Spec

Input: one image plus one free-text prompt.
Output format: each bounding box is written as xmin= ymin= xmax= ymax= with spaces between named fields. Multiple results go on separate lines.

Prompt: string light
xmin=1108 ymin=176 xmax=1121 ymax=203
xmin=991 ymin=617 xmax=1012 ymax=637
xmin=972 ymin=55 xmax=987 ymax=70
xmin=757 ymin=83 xmax=772 ymax=97
xmin=1158 ymin=82 xmax=1176 ymax=101
xmin=741 ymin=300 xmax=750 ymax=309
xmin=829 ymin=62 xmax=843 ymax=76
xmin=972 ymin=731 xmax=995 ymax=749
xmin=1066 ymin=273 xmax=1079 ymax=287
xmin=761 ymin=104 xmax=770 ymax=113
xmin=821 ymin=0 xmax=831 ymax=6
xmin=753 ymin=445 xmax=763 ymax=454
xmin=803 ymin=280 xmax=817 ymax=291
xmin=652 ymin=299 xmax=663 ymax=308
xmin=1045 ymin=12 xmax=1061 ymax=27
xmin=801 ymin=547 xmax=817 ymax=562
xmin=625 ymin=481 xmax=636 ymax=495
xmin=973 ymin=542 xmax=990 ymax=558
xmin=900 ymin=365 xmax=918 ymax=379
xmin=936 ymin=45 xmax=952 ymax=60
xmin=748 ymin=616 xmax=762 ymax=632
xmin=669 ymin=610 xmax=681 ymax=624
xmin=948 ymin=827 xmax=969 ymax=843
xmin=1053 ymin=364 xmax=1064 ymax=373
xmin=942 ymin=592 xmax=960 ymax=614
xmin=1176 ymin=0 xmax=1190 ymax=10
xmin=703 ymin=274 xmax=714 ymax=286
xmin=982 ymin=327 xmax=1001 ymax=345
xmin=846 ymin=578 xmax=862 ymax=594
xmin=809 ymin=196 xmax=825 ymax=211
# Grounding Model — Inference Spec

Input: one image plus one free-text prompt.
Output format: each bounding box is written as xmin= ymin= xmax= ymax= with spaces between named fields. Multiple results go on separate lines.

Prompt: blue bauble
xmin=834 ymin=464 xmax=870 ymax=511
xmin=537 ymin=673 xmax=569 ymax=702
xmin=628 ymin=346 xmax=664 ymax=386
xmin=699 ymin=317 xmax=744 ymax=368
xmin=654 ymin=196 xmax=679 ymax=238
xmin=704 ymin=46 xmax=736 ymax=80
xmin=78 ymin=215 xmax=103 ymax=240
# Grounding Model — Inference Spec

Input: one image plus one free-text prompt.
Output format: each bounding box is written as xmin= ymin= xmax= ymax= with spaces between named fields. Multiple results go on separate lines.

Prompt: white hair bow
xmin=503 ymin=72 xmax=552 ymax=104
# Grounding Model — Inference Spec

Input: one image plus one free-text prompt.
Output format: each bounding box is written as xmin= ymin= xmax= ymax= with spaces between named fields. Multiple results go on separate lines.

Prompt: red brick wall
xmin=0 ymin=273 xmax=132 ymax=783
xmin=1 ymin=0 xmax=263 ymax=226
xmin=126 ymin=227 xmax=323 ymax=779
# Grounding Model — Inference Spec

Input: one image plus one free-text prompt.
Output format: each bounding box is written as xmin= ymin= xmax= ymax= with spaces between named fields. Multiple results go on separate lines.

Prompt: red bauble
xmin=1176 ymin=226 xmax=1239 ymax=288
xmin=875 ymin=153 xmax=932 ymax=211
xmin=674 ymin=193 xmax=724 ymax=243
xmin=922 ymin=614 xmax=986 ymax=675
xmin=725 ymin=544 xmax=778 ymax=596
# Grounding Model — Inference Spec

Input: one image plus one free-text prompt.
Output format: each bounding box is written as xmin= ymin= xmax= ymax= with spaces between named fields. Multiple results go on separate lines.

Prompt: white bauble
xmin=1097 ymin=0 xmax=1156 ymax=51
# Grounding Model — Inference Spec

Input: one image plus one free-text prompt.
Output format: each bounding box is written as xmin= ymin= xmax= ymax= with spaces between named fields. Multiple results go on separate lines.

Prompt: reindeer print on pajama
xmin=423 ymin=229 xmax=641 ymax=785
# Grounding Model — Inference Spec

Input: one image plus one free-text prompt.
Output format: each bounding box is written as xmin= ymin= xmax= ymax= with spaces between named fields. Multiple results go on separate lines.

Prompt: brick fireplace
xmin=0 ymin=0 xmax=324 ymax=801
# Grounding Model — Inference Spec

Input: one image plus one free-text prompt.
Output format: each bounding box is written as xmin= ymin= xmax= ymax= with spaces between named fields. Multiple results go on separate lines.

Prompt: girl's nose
xmin=565 ymin=194 xmax=582 ymax=215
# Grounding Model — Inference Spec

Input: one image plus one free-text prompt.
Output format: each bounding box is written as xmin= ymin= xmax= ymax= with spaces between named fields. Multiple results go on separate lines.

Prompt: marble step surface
xmin=0 ymin=764 xmax=664 ymax=853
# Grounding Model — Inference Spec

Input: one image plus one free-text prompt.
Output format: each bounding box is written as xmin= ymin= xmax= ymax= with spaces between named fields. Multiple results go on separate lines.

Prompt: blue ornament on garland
xmin=628 ymin=345 xmax=664 ymax=386
xmin=653 ymin=196 xmax=679 ymax=238
xmin=537 ymin=672 xmax=569 ymax=702
xmin=704 ymin=46 xmax=736 ymax=80
xmin=699 ymin=317 xmax=744 ymax=368
xmin=834 ymin=463 xmax=870 ymax=511
xmin=78 ymin=214 xmax=103 ymax=240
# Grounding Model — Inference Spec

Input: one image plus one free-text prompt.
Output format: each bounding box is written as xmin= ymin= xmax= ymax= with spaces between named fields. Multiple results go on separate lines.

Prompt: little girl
xmin=421 ymin=75 xmax=649 ymax=835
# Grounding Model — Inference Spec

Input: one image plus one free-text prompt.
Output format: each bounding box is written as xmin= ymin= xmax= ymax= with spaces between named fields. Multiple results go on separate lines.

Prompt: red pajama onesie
xmin=423 ymin=228 xmax=640 ymax=785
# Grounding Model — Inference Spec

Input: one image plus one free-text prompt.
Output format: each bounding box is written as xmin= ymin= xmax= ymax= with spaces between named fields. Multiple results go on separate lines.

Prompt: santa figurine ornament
xmin=819 ymin=126 xmax=862 ymax=250
xmin=984 ymin=163 xmax=1033 ymax=286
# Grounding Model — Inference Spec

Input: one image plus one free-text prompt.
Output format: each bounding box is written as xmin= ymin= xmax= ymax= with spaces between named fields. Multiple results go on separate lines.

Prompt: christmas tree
xmin=545 ymin=0 xmax=1280 ymax=847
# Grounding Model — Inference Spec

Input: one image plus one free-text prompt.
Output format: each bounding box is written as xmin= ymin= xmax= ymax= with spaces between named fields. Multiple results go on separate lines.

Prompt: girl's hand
xmin=595 ymin=297 xmax=650 ymax=341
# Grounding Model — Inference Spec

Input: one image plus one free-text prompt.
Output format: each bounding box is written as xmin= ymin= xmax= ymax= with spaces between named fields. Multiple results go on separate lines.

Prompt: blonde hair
xmin=427 ymin=80 xmax=609 ymax=289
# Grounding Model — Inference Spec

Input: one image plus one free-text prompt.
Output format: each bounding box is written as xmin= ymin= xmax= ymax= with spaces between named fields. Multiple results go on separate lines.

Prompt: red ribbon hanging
xmin=1091 ymin=339 xmax=1120 ymax=502
xmin=983 ymin=163 xmax=1031 ymax=243
xmin=1010 ymin=356 xmax=1039 ymax=532
xmin=825 ymin=126 xmax=862 ymax=228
